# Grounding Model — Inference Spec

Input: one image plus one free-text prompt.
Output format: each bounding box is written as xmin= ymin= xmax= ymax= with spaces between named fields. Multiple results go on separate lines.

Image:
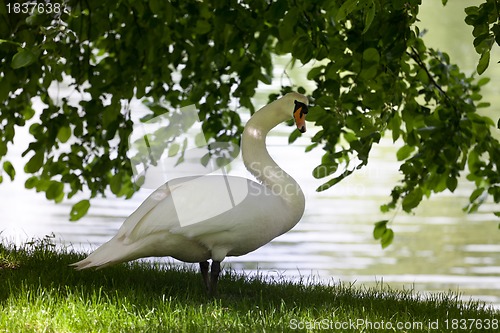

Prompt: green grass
xmin=1 ymin=237 xmax=499 ymax=332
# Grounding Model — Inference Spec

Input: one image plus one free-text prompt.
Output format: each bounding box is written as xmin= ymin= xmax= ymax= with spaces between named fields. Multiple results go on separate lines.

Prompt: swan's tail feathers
xmin=70 ymin=240 xmax=127 ymax=270
xmin=70 ymin=256 xmax=114 ymax=270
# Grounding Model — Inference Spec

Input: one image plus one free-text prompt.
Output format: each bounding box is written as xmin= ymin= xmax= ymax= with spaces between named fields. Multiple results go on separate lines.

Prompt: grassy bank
xmin=1 ymin=237 xmax=498 ymax=332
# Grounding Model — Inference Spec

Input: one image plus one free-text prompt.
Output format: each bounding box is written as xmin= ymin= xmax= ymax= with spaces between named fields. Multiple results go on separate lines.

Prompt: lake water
xmin=1 ymin=1 xmax=499 ymax=309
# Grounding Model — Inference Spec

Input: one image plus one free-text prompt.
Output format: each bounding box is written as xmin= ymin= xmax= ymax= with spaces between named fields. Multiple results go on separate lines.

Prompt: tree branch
xmin=406 ymin=46 xmax=456 ymax=109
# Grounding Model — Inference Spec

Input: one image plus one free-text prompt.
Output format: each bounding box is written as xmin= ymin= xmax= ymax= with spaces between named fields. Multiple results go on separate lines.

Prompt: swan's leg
xmin=199 ymin=261 xmax=210 ymax=292
xmin=209 ymin=260 xmax=221 ymax=296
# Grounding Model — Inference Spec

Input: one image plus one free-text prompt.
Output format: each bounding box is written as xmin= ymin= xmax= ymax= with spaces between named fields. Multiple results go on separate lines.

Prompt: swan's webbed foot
xmin=198 ymin=260 xmax=221 ymax=296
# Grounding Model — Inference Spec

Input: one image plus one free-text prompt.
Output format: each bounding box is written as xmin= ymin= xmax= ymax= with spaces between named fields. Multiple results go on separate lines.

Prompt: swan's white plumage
xmin=72 ymin=92 xmax=308 ymax=271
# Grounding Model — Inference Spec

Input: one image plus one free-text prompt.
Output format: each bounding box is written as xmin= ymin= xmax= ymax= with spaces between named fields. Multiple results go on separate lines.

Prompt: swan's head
xmin=285 ymin=92 xmax=309 ymax=133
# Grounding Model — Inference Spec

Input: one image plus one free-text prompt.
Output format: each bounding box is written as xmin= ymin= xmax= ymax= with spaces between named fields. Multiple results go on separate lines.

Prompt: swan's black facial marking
xmin=293 ymin=100 xmax=309 ymax=117
xmin=293 ymin=100 xmax=308 ymax=133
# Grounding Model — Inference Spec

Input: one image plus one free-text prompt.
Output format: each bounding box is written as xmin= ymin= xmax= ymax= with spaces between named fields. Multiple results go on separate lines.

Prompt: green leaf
xmin=195 ymin=20 xmax=211 ymax=34
xmin=316 ymin=175 xmax=342 ymax=192
xmin=477 ymin=51 xmax=490 ymax=74
xmin=70 ymin=200 xmax=91 ymax=221
xmin=381 ymin=228 xmax=394 ymax=248
xmin=305 ymin=143 xmax=318 ymax=152
xmin=469 ymin=187 xmax=485 ymax=202
xmin=312 ymin=164 xmax=337 ymax=179
xmin=259 ymin=73 xmax=272 ymax=85
xmin=195 ymin=132 xmax=206 ymax=147
xmin=168 ymin=143 xmax=180 ymax=157
xmin=477 ymin=77 xmax=490 ymax=86
xmin=2 ymin=161 xmax=15 ymax=181
xmin=343 ymin=131 xmax=357 ymax=143
xmin=110 ymin=172 xmax=123 ymax=195
xmin=362 ymin=48 xmax=380 ymax=63
xmin=417 ymin=68 xmax=429 ymax=84
xmin=292 ymin=35 xmax=314 ymax=63
xmin=468 ymin=149 xmax=480 ymax=172
xmin=25 ymin=176 xmax=38 ymax=189
xmin=476 ymin=102 xmax=490 ymax=108
xmin=288 ymin=129 xmax=301 ymax=144
xmin=46 ymin=181 xmax=64 ymax=201
xmin=11 ymin=49 xmax=37 ymax=69
xmin=362 ymin=0 xmax=376 ymax=34
xmin=336 ymin=0 xmax=358 ymax=22
xmin=22 ymin=105 xmax=36 ymax=120
xmin=396 ymin=145 xmax=414 ymax=161
xmin=464 ymin=202 xmax=480 ymax=214
xmin=57 ymin=126 xmax=72 ymax=143
xmin=307 ymin=66 xmax=324 ymax=80
xmin=278 ymin=8 xmax=298 ymax=41
xmin=374 ymin=220 xmax=394 ymax=247
xmin=492 ymin=24 xmax=500 ymax=45
xmin=464 ymin=6 xmax=479 ymax=16
xmin=446 ymin=176 xmax=458 ymax=192
xmin=200 ymin=153 xmax=211 ymax=167
xmin=25 ymin=152 xmax=44 ymax=173
xmin=373 ymin=220 xmax=389 ymax=240
xmin=402 ymin=187 xmax=423 ymax=212
xmin=360 ymin=64 xmax=378 ymax=79
xmin=102 ymin=104 xmax=120 ymax=128
xmin=149 ymin=0 xmax=163 ymax=14
xmin=316 ymin=170 xmax=353 ymax=192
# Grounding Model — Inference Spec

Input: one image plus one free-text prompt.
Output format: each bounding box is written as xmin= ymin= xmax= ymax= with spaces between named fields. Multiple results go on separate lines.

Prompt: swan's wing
xmin=168 ymin=176 xmax=281 ymax=239
xmin=117 ymin=175 xmax=267 ymax=244
xmin=117 ymin=184 xmax=172 ymax=230
xmin=114 ymin=176 xmax=194 ymax=242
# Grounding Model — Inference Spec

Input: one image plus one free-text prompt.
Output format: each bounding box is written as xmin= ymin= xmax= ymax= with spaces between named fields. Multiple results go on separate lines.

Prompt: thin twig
xmin=406 ymin=47 xmax=454 ymax=108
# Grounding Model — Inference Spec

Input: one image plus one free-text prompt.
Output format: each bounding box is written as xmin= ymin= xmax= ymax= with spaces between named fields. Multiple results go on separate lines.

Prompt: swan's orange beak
xmin=293 ymin=101 xmax=308 ymax=133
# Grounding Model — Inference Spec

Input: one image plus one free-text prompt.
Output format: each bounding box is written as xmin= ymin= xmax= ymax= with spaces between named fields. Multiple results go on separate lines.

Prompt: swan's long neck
xmin=241 ymin=102 xmax=305 ymax=217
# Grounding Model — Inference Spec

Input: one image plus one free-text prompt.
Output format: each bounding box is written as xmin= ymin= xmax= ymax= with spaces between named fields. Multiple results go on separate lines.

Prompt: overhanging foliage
xmin=1 ymin=0 xmax=499 ymax=247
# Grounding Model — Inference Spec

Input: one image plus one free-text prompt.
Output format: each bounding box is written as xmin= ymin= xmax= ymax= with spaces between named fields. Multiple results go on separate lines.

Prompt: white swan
xmin=72 ymin=92 xmax=309 ymax=294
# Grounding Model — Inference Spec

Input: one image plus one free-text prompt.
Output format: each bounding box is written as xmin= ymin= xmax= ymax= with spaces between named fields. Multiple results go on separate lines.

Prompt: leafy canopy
xmin=1 ymin=0 xmax=499 ymax=247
